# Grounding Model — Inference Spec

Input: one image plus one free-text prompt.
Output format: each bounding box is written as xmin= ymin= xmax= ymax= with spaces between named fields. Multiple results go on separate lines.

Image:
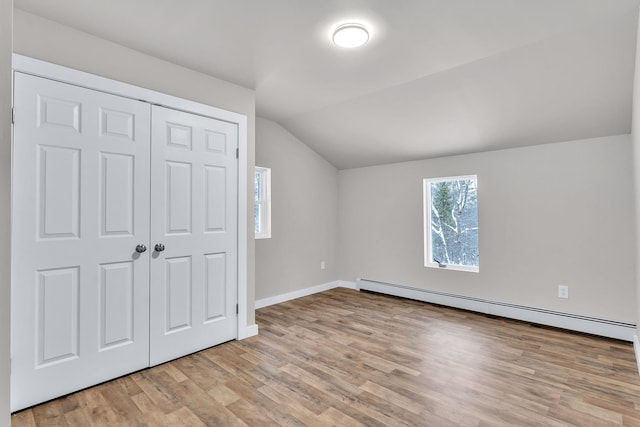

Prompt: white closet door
xmin=11 ymin=73 xmax=151 ymax=411
xmin=149 ymin=105 xmax=238 ymax=366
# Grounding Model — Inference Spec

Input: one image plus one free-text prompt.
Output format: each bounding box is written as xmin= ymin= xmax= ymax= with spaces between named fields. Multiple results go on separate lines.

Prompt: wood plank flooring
xmin=12 ymin=288 xmax=640 ymax=426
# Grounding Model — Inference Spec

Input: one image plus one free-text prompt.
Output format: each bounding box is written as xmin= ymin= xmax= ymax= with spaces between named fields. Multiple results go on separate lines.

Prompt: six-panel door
xmin=11 ymin=73 xmax=152 ymax=411
xmin=11 ymin=73 xmax=239 ymax=411
xmin=149 ymin=106 xmax=238 ymax=366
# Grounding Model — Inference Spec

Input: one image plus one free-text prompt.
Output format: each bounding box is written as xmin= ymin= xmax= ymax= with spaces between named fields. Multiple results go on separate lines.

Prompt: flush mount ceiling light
xmin=332 ymin=23 xmax=369 ymax=48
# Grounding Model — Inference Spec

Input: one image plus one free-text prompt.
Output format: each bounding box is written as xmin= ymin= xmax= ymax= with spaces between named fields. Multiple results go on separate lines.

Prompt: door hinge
xmin=236 ymin=148 xmax=239 ymax=159
xmin=11 ymin=107 xmax=14 ymax=124
xmin=236 ymin=303 xmax=239 ymax=315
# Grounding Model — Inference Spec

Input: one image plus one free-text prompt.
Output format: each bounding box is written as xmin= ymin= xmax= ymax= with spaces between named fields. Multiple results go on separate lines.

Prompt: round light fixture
xmin=332 ymin=23 xmax=369 ymax=48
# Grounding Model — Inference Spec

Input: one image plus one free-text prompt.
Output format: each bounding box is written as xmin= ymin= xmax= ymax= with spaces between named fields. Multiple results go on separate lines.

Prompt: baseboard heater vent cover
xmin=357 ymin=278 xmax=635 ymax=342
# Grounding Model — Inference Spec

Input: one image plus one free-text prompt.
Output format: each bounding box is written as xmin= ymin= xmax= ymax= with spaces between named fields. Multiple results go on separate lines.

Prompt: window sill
xmin=425 ymin=262 xmax=479 ymax=273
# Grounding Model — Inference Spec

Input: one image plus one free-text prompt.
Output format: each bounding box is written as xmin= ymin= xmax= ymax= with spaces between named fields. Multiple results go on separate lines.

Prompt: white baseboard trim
xmin=238 ymin=324 xmax=259 ymax=340
xmin=357 ymin=279 xmax=636 ymax=342
xmin=634 ymin=335 xmax=640 ymax=375
xmin=336 ymin=280 xmax=358 ymax=290
xmin=255 ymin=280 xmax=358 ymax=309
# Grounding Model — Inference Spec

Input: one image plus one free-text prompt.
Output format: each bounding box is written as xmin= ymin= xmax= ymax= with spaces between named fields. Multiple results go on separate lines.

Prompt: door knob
xmin=135 ymin=244 xmax=147 ymax=253
xmin=154 ymin=243 xmax=165 ymax=252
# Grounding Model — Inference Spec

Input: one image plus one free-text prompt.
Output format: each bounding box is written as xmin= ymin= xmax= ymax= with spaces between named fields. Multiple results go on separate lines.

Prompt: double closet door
xmin=11 ymin=73 xmax=238 ymax=411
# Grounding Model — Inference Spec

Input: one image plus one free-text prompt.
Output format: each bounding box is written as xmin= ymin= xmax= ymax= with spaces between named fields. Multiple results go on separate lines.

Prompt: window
xmin=424 ymin=175 xmax=478 ymax=272
xmin=255 ymin=166 xmax=271 ymax=239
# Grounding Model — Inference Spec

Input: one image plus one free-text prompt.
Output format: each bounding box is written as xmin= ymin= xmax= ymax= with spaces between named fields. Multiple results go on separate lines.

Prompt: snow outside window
xmin=424 ymin=175 xmax=479 ymax=272
xmin=255 ymin=167 xmax=271 ymax=239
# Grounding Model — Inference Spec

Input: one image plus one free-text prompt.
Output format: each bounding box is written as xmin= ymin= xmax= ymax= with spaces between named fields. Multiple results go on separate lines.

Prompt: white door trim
xmin=11 ymin=54 xmax=253 ymax=340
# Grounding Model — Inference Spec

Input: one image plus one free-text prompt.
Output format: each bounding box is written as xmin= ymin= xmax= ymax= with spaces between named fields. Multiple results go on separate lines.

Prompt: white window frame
xmin=423 ymin=174 xmax=479 ymax=273
xmin=255 ymin=166 xmax=271 ymax=239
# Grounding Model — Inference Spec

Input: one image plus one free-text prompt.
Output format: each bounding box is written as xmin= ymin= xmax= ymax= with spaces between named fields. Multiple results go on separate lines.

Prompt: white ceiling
xmin=15 ymin=0 xmax=640 ymax=169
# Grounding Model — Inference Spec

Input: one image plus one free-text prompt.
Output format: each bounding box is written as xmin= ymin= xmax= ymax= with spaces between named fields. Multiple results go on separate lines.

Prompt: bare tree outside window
xmin=255 ymin=167 xmax=271 ymax=239
xmin=424 ymin=176 xmax=478 ymax=272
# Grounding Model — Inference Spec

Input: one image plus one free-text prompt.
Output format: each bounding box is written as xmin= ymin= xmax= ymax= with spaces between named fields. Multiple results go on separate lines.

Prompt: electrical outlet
xmin=320 ymin=261 xmax=326 ymax=270
xmin=558 ymin=285 xmax=569 ymax=299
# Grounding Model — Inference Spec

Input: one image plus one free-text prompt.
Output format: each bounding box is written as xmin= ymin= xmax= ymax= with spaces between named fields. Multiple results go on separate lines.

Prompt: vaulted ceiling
xmin=15 ymin=0 xmax=640 ymax=169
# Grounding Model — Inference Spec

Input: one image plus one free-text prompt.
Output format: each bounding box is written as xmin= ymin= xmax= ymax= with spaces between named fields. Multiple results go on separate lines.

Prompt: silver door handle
xmin=135 ymin=244 xmax=147 ymax=253
xmin=154 ymin=243 xmax=165 ymax=252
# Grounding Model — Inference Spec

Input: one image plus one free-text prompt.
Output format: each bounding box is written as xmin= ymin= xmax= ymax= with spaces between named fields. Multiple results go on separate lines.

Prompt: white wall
xmin=12 ymin=9 xmax=257 ymax=327
xmin=1 ymin=2 xmax=12 ymax=425
xmin=340 ymin=135 xmax=636 ymax=323
xmin=255 ymin=117 xmax=339 ymax=300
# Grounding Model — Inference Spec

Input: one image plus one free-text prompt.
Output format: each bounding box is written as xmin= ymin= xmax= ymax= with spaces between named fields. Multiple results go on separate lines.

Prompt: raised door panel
xmin=165 ymin=256 xmax=193 ymax=332
xmin=99 ymin=108 xmax=135 ymax=141
xmin=204 ymin=130 xmax=227 ymax=154
xmin=167 ymin=122 xmax=193 ymax=150
xmin=38 ymin=96 xmax=81 ymax=132
xmin=99 ymin=153 xmax=134 ymax=237
xmin=166 ymin=161 xmax=192 ymax=234
xmin=204 ymin=253 xmax=226 ymax=321
xmin=36 ymin=267 xmax=80 ymax=366
xmin=205 ymin=166 xmax=226 ymax=233
xmin=37 ymin=146 xmax=81 ymax=240
xmin=99 ymin=262 xmax=135 ymax=350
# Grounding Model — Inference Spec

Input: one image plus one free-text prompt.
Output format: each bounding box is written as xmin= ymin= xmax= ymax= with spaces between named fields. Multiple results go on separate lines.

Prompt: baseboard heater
xmin=357 ymin=278 xmax=636 ymax=342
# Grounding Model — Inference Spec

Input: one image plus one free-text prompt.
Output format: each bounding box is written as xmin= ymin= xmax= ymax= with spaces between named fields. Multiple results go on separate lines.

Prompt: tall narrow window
xmin=424 ymin=175 xmax=478 ymax=272
xmin=255 ymin=166 xmax=271 ymax=239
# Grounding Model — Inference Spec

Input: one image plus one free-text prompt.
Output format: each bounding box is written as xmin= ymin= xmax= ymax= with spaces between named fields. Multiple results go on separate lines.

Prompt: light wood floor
xmin=12 ymin=288 xmax=640 ymax=426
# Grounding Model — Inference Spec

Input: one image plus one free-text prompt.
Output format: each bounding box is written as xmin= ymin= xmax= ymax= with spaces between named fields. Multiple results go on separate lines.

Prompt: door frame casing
xmin=11 ymin=53 xmax=254 ymax=341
